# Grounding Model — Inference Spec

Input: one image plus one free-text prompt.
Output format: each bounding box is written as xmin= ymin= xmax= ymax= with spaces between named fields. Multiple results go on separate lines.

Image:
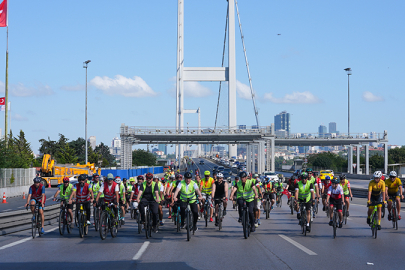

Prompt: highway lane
xmin=1 ymin=162 xmax=405 ymax=269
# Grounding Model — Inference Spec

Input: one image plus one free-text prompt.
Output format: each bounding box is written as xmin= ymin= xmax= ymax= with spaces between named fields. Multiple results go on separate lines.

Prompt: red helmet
xmin=161 ymin=177 xmax=165 ymax=181
xmin=146 ymin=173 xmax=153 ymax=179
xmin=63 ymin=177 xmax=70 ymax=183
xmin=137 ymin=175 xmax=144 ymax=180
xmin=175 ymin=174 xmax=183 ymax=179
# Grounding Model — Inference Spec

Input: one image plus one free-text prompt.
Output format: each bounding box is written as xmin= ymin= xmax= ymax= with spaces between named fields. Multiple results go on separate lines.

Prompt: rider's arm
xmin=253 ymin=186 xmax=258 ymax=198
xmin=155 ymin=190 xmax=161 ymax=203
xmin=90 ymin=189 xmax=94 ymax=201
xmin=195 ymin=185 xmax=202 ymax=200
xmin=172 ymin=186 xmax=180 ymax=200
xmin=229 ymin=186 xmax=236 ymax=200
xmin=211 ymin=183 xmax=216 ymax=200
xmin=224 ymin=182 xmax=228 ymax=198
xmin=294 ymin=187 xmax=299 ymax=201
xmin=53 ymin=189 xmax=60 ymax=199
xmin=129 ymin=191 xmax=133 ymax=202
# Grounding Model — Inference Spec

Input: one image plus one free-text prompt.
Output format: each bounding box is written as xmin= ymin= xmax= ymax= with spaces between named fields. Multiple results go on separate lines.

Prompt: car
xmin=320 ymin=170 xmax=334 ymax=180
xmin=232 ymin=164 xmax=238 ymax=168
xmin=217 ymin=166 xmax=225 ymax=172
xmin=199 ymin=160 xmax=204 ymax=165
xmin=223 ymin=172 xmax=232 ymax=182
xmin=262 ymin=171 xmax=279 ymax=182
xmin=213 ymin=166 xmax=218 ymax=173
xmin=224 ymin=168 xmax=232 ymax=176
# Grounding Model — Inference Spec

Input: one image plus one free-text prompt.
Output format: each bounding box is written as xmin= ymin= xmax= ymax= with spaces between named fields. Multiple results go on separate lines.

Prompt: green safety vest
xmin=236 ymin=180 xmax=254 ymax=202
xmin=140 ymin=182 xmax=157 ymax=201
xmin=297 ymin=181 xmax=312 ymax=202
xmin=59 ymin=184 xmax=74 ymax=200
xmin=126 ymin=183 xmax=133 ymax=193
xmin=341 ymin=180 xmax=349 ymax=195
xmin=92 ymin=182 xmax=104 ymax=198
xmin=119 ymin=183 xmax=125 ymax=199
xmin=179 ymin=180 xmax=197 ymax=203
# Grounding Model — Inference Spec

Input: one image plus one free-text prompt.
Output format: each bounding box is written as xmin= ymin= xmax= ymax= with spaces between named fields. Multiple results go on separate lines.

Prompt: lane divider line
xmin=133 ymin=241 xmax=150 ymax=260
xmin=279 ymin=234 xmax=317 ymax=255
xmin=0 ymin=227 xmax=58 ymax=250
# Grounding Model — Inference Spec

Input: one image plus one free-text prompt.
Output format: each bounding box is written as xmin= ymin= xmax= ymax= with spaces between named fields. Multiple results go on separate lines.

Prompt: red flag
xmin=282 ymin=189 xmax=291 ymax=199
xmin=0 ymin=0 xmax=7 ymax=27
xmin=0 ymin=97 xmax=4 ymax=105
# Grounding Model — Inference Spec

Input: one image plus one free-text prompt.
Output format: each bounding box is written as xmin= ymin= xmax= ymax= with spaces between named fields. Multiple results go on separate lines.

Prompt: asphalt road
xmin=0 ymin=158 xmax=404 ymax=269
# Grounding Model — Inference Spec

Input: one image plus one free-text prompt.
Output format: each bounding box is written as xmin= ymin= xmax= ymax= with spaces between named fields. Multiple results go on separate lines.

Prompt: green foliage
xmin=369 ymin=154 xmax=384 ymax=170
xmin=58 ymin=143 xmax=78 ymax=164
xmin=307 ymin=152 xmax=347 ymax=171
xmin=388 ymin=146 xmax=405 ymax=164
xmin=132 ymin=149 xmax=157 ymax=166
xmin=94 ymin=142 xmax=116 ymax=167
xmin=10 ymin=173 xmax=15 ymax=184
xmin=0 ymin=130 xmax=34 ymax=168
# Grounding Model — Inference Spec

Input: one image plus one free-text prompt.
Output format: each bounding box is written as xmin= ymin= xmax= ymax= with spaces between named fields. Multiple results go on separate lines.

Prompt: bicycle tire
xmin=279 ymin=196 xmax=282 ymax=207
xmin=38 ymin=214 xmax=43 ymax=237
xmin=373 ymin=212 xmax=378 ymax=239
xmin=218 ymin=205 xmax=223 ymax=231
xmin=78 ymin=213 xmax=84 ymax=238
xmin=84 ymin=217 xmax=89 ymax=235
xmin=186 ymin=210 xmax=191 ymax=241
xmin=315 ymin=200 xmax=319 ymax=214
xmin=94 ymin=207 xmax=99 ymax=231
xmin=31 ymin=216 xmax=36 ymax=239
xmin=67 ymin=214 xmax=72 ymax=234
xmin=100 ymin=212 xmax=108 ymax=240
xmin=111 ymin=217 xmax=118 ymax=238
xmin=333 ymin=211 xmax=337 ymax=239
xmin=145 ymin=209 xmax=149 ymax=239
xmin=176 ymin=213 xmax=180 ymax=232
xmin=246 ymin=209 xmax=250 ymax=238
xmin=381 ymin=203 xmax=385 ymax=218
xmin=204 ymin=206 xmax=208 ymax=227
xmin=290 ymin=198 xmax=294 ymax=215
xmin=393 ymin=204 xmax=398 ymax=230
xmin=119 ymin=208 xmax=124 ymax=227
xmin=59 ymin=210 xmax=65 ymax=235
xmin=137 ymin=211 xmax=142 ymax=234
xmin=242 ymin=209 xmax=247 ymax=239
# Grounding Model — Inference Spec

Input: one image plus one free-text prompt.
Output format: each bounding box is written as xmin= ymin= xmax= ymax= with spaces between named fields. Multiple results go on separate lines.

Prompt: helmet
xmin=339 ymin=175 xmax=346 ymax=180
xmin=176 ymin=174 xmax=183 ymax=179
xmin=331 ymin=179 xmax=339 ymax=184
xmin=78 ymin=174 xmax=87 ymax=181
xmin=115 ymin=177 xmax=122 ymax=184
xmin=129 ymin=177 xmax=136 ymax=182
xmin=389 ymin=171 xmax=397 ymax=177
xmin=63 ymin=177 xmax=70 ymax=183
xmin=93 ymin=173 xmax=99 ymax=178
xmin=301 ymin=172 xmax=308 ymax=179
xmin=146 ymin=173 xmax=153 ymax=179
xmin=107 ymin=173 xmax=114 ymax=180
xmin=33 ymin=177 xmax=41 ymax=183
xmin=325 ymin=175 xmax=331 ymax=181
xmin=306 ymin=168 xmax=313 ymax=173
xmin=239 ymin=171 xmax=247 ymax=178
xmin=217 ymin=173 xmax=224 ymax=178
xmin=123 ymin=178 xmax=127 ymax=181
xmin=169 ymin=175 xmax=175 ymax=179
xmin=184 ymin=172 xmax=192 ymax=179
xmin=204 ymin=171 xmax=210 ymax=176
xmin=161 ymin=177 xmax=165 ymax=181
xmin=253 ymin=174 xmax=259 ymax=178
xmin=137 ymin=175 xmax=144 ymax=181
xmin=373 ymin=171 xmax=382 ymax=178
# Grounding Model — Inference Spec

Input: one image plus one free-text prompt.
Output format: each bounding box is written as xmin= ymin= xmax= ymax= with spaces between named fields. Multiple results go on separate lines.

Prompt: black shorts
xmin=263 ymin=193 xmax=275 ymax=201
xmin=344 ymin=194 xmax=350 ymax=199
xmin=67 ymin=203 xmax=73 ymax=210
xmin=298 ymin=199 xmax=312 ymax=211
xmin=119 ymin=198 xmax=125 ymax=207
xmin=329 ymin=197 xmax=342 ymax=212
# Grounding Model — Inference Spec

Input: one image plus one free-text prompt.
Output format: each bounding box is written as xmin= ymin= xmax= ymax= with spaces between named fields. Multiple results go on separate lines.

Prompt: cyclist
xmin=326 ymin=178 xmax=344 ymax=228
xmin=53 ymin=177 xmax=75 ymax=227
xmin=115 ymin=177 xmax=126 ymax=224
xmin=96 ymin=173 xmax=119 ymax=221
xmin=129 ymin=175 xmax=144 ymax=217
xmin=295 ymin=172 xmax=315 ymax=232
xmin=339 ymin=175 xmax=353 ymax=216
xmin=254 ymin=177 xmax=263 ymax=227
xmin=173 ymin=172 xmax=203 ymax=231
xmin=286 ymin=176 xmax=297 ymax=205
xmin=211 ymin=172 xmax=228 ymax=226
xmin=165 ymin=175 xmax=175 ymax=219
xmin=125 ymin=178 xmax=133 ymax=213
xmin=321 ymin=176 xmax=332 ymax=211
xmin=153 ymin=176 xmax=165 ymax=226
xmin=274 ymin=178 xmax=283 ymax=205
xmin=25 ymin=177 xmax=46 ymax=234
xmin=385 ymin=171 xmax=403 ymax=221
xmin=229 ymin=171 xmax=259 ymax=232
xmin=231 ymin=177 xmax=239 ymax=208
xmin=137 ymin=173 xmax=161 ymax=233
xmin=200 ymin=170 xmax=215 ymax=222
xmin=71 ymin=174 xmax=94 ymax=226
xmin=91 ymin=174 xmax=103 ymax=210
xmin=170 ymin=174 xmax=183 ymax=220
xmin=263 ymin=176 xmax=276 ymax=212
xmin=367 ymin=171 xmax=386 ymax=230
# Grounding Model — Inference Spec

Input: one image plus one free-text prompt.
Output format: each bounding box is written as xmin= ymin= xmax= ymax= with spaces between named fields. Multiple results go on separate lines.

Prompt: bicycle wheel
xmin=100 ymin=212 xmax=108 ymax=240
xmin=242 ymin=209 xmax=247 ymax=239
xmin=78 ymin=213 xmax=84 ymax=238
xmin=333 ymin=212 xmax=337 ymax=239
xmin=148 ymin=211 xmax=152 ymax=238
xmin=59 ymin=210 xmax=65 ymax=235
xmin=393 ymin=205 xmax=398 ymax=230
xmin=186 ymin=210 xmax=191 ymax=241
xmin=110 ymin=217 xmax=118 ymax=238
xmin=84 ymin=216 xmax=89 ymax=235
xmin=326 ymin=206 xmax=330 ymax=218
xmin=31 ymin=215 xmax=36 ymax=239
xmin=176 ymin=213 xmax=180 ymax=232
xmin=373 ymin=212 xmax=378 ymax=239
xmin=119 ymin=208 xmax=124 ymax=227
xmin=315 ymin=200 xmax=319 ymax=214
xmin=204 ymin=206 xmax=208 ymax=227
xmin=218 ymin=206 xmax=223 ymax=231
xmin=279 ymin=196 xmax=282 ymax=207
xmin=290 ymin=198 xmax=294 ymax=215
xmin=94 ymin=207 xmax=99 ymax=231
xmin=381 ymin=203 xmax=385 ymax=218
xmin=67 ymin=214 xmax=72 ymax=234
xmin=137 ymin=211 xmax=142 ymax=234
xmin=246 ymin=209 xmax=250 ymax=238
xmin=38 ymin=214 xmax=43 ymax=237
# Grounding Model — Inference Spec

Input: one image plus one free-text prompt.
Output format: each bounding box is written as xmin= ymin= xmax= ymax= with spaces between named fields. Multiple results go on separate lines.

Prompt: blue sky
xmin=0 ymin=0 xmax=404 ymax=154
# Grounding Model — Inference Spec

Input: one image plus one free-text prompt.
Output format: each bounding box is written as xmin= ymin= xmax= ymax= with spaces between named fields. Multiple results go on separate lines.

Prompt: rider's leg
xmin=30 ymin=199 xmax=36 ymax=214
xmin=377 ymin=205 xmax=382 ymax=224
xmin=158 ymin=204 xmax=163 ymax=221
xmin=39 ymin=209 xmax=45 ymax=229
xmin=397 ymin=197 xmax=401 ymax=216
xmin=191 ymin=203 xmax=198 ymax=228
xmin=345 ymin=196 xmax=350 ymax=211
xmin=387 ymin=200 xmax=392 ymax=215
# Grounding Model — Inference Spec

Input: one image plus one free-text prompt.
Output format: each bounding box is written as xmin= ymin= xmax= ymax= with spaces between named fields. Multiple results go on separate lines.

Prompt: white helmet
xmin=389 ymin=171 xmax=397 ymax=177
xmin=114 ymin=177 xmax=122 ymax=184
xmin=373 ymin=171 xmax=382 ymax=178
xmin=217 ymin=173 xmax=224 ymax=178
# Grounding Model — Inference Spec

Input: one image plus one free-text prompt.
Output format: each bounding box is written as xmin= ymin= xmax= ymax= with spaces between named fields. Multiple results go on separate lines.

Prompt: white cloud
xmin=184 ymin=81 xmax=212 ymax=97
xmin=0 ymin=81 xmax=53 ymax=97
xmin=263 ymin=91 xmax=321 ymax=104
xmin=60 ymin=84 xmax=84 ymax=91
xmin=90 ymin=75 xmax=157 ymax=97
xmin=11 ymin=113 xmax=28 ymax=121
xmin=362 ymin=91 xmax=384 ymax=102
xmin=236 ymin=81 xmax=253 ymax=100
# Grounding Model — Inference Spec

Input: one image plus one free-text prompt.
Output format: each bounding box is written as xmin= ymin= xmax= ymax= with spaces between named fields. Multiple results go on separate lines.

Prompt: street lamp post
xmin=344 ymin=68 xmax=352 ymax=137
xmin=83 ymin=60 xmax=91 ymax=164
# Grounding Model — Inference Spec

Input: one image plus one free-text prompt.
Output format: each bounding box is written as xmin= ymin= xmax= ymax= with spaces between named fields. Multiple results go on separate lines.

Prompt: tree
xmin=132 ymin=149 xmax=157 ymax=166
xmin=69 ymin=137 xmax=86 ymax=163
xmin=0 ymin=130 xmax=34 ymax=168
xmin=370 ymin=154 xmax=384 ymax=170
xmin=58 ymin=143 xmax=78 ymax=164
xmin=95 ymin=142 xmax=116 ymax=167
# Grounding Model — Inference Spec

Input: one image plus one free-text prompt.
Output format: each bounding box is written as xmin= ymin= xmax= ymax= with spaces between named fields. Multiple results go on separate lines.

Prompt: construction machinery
xmin=40 ymin=154 xmax=101 ymax=187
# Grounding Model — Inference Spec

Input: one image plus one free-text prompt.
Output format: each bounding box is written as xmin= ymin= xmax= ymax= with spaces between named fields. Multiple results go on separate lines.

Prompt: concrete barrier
xmin=0 ymin=185 xmax=31 ymax=198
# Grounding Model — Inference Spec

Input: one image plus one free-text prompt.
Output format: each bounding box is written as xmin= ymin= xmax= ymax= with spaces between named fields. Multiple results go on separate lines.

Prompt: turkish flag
xmin=282 ymin=189 xmax=291 ymax=199
xmin=0 ymin=97 xmax=5 ymax=105
xmin=0 ymin=0 xmax=7 ymax=27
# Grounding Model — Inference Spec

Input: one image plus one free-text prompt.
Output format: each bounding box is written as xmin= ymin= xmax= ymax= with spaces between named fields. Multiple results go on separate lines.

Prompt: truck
xmin=39 ymin=154 xmax=101 ymax=187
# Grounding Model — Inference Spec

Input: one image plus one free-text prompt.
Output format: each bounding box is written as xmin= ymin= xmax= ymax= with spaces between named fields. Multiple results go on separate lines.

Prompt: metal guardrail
xmin=0 ymin=204 xmax=59 ymax=235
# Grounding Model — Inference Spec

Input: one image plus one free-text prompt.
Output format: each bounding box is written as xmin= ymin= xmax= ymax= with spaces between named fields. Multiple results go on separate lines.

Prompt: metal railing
xmin=0 ymin=168 xmax=37 ymax=189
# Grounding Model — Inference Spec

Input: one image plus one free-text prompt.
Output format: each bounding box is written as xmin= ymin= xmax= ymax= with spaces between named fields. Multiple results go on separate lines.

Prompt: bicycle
xmin=26 ymin=201 xmax=43 ymax=239
xmin=263 ymin=194 xmax=271 ymax=219
xmin=143 ymin=201 xmax=156 ymax=239
xmin=388 ymin=195 xmax=398 ymax=230
xmin=240 ymin=197 xmax=251 ymax=239
xmin=183 ymin=198 xmax=196 ymax=241
xmin=276 ymin=190 xmax=282 ymax=207
xmin=99 ymin=202 xmax=118 ymax=240
xmin=203 ymin=194 xmax=212 ymax=227
xmin=93 ymin=202 xmax=102 ymax=232
xmin=331 ymin=204 xmax=338 ymax=239
xmin=56 ymin=199 xmax=71 ymax=235
xmin=368 ymin=202 xmax=379 ymax=239
xmin=76 ymin=202 xmax=90 ymax=238
xmin=299 ymin=202 xmax=311 ymax=236
xmin=214 ymin=198 xmax=224 ymax=231
xmin=288 ymin=194 xmax=295 ymax=215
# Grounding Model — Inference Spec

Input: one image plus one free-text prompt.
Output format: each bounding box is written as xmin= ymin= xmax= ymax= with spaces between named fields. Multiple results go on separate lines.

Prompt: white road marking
xmin=133 ymin=241 xmax=150 ymax=260
xmin=0 ymin=227 xmax=58 ymax=250
xmin=2 ymin=209 xmax=12 ymax=211
xmin=279 ymin=234 xmax=317 ymax=255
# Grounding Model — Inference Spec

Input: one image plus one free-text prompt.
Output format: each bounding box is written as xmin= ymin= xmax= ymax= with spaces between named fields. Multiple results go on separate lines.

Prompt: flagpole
xmin=4 ymin=25 xmax=8 ymax=143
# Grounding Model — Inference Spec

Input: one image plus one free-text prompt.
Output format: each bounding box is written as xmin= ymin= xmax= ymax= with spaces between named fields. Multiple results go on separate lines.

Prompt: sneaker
xmin=339 ymin=222 xmax=343 ymax=228
xmin=297 ymin=213 xmax=301 ymax=220
xmin=153 ymin=226 xmax=158 ymax=233
xmin=180 ymin=224 xmax=185 ymax=229
xmin=255 ymin=219 xmax=258 ymax=224
xmin=367 ymin=217 xmax=370 ymax=225
xmin=398 ymin=215 xmax=401 ymax=220
xmin=215 ymin=222 xmax=218 ymax=226
xmin=346 ymin=211 xmax=349 ymax=217
xmin=168 ymin=215 xmax=172 ymax=219
xmin=121 ymin=220 xmax=126 ymax=225
xmin=322 ymin=206 xmax=326 ymax=211
xmin=32 ymin=216 xmax=36 ymax=222
xmin=209 ymin=217 xmax=213 ymax=222
xmin=329 ymin=220 xmax=333 ymax=226
xmin=306 ymin=226 xmax=310 ymax=232
xmin=41 ymin=228 xmax=45 ymax=234
xmin=258 ymin=219 xmax=261 ymax=225
xmin=251 ymin=226 xmax=256 ymax=232
xmin=271 ymin=206 xmax=274 ymax=210
xmin=377 ymin=225 xmax=381 ymax=230
xmin=193 ymin=226 xmax=198 ymax=232
xmin=238 ymin=218 xmax=242 ymax=223
xmin=255 ymin=223 xmax=258 ymax=228
xmin=223 ymin=209 xmax=227 ymax=216
xmin=159 ymin=221 xmax=164 ymax=226
xmin=198 ymin=216 xmax=201 ymax=220
xmin=388 ymin=214 xmax=392 ymax=221
xmin=86 ymin=220 xmax=91 ymax=225
xmin=298 ymin=220 xmax=302 ymax=226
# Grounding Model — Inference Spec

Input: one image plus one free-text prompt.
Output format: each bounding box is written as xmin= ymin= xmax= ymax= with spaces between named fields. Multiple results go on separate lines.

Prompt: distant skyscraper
xmin=158 ymin=144 xmax=167 ymax=155
xmin=318 ymin=125 xmax=327 ymax=137
xmin=274 ymin=111 xmax=291 ymax=136
xmin=88 ymin=136 xmax=96 ymax=150
xmin=329 ymin=122 xmax=337 ymax=134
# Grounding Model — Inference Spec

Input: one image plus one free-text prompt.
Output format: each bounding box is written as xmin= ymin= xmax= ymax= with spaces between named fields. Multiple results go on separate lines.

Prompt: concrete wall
xmin=0 ymin=185 xmax=31 ymax=198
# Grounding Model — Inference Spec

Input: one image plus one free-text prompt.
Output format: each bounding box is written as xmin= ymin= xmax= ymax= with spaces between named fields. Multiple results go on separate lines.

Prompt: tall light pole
xmin=344 ymin=68 xmax=352 ymax=137
xmin=83 ymin=60 xmax=91 ymax=164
